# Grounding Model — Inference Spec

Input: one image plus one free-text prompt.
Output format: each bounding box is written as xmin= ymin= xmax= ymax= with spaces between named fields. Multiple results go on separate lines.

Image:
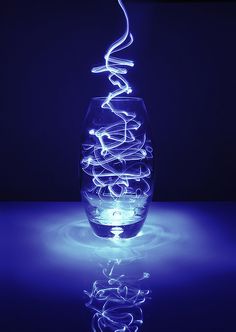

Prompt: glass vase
xmin=80 ymin=97 xmax=154 ymax=239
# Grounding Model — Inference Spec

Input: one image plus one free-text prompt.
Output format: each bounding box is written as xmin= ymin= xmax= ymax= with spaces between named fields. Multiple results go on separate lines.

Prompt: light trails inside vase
xmin=81 ymin=0 xmax=153 ymax=200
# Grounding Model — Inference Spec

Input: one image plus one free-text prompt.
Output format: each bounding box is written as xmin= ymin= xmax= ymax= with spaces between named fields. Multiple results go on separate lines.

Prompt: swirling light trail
xmin=85 ymin=260 xmax=150 ymax=332
xmin=81 ymin=0 xmax=153 ymax=200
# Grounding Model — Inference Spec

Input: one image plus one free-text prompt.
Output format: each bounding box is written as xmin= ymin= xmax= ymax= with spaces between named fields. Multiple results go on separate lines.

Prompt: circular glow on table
xmin=44 ymin=218 xmax=179 ymax=262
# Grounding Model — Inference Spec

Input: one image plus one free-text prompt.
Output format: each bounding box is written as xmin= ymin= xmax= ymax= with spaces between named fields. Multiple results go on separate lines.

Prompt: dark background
xmin=1 ymin=0 xmax=236 ymax=201
xmin=1 ymin=3 xmax=236 ymax=332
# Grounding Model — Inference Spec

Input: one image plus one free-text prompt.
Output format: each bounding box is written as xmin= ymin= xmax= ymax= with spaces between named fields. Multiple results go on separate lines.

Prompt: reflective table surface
xmin=1 ymin=202 xmax=235 ymax=331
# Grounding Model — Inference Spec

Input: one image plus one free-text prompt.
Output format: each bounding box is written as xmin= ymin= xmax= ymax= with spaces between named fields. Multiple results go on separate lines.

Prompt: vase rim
xmin=92 ymin=96 xmax=143 ymax=102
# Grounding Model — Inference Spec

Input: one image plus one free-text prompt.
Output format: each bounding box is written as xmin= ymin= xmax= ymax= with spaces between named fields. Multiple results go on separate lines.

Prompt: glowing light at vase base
xmin=110 ymin=227 xmax=124 ymax=239
xmin=99 ymin=208 xmax=135 ymax=225
xmin=90 ymin=219 xmax=145 ymax=239
xmin=83 ymin=195 xmax=150 ymax=238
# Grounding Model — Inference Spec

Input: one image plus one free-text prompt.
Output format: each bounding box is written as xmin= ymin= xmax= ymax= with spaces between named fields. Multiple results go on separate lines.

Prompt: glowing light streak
xmin=81 ymin=0 xmax=153 ymax=200
xmin=85 ymin=260 xmax=150 ymax=332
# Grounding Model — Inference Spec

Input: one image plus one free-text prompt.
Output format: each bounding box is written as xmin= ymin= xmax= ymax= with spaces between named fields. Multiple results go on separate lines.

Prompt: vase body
xmin=80 ymin=97 xmax=154 ymax=238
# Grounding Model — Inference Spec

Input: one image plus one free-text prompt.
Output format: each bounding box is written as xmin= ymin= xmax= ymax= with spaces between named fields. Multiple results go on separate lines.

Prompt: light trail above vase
xmin=80 ymin=0 xmax=154 ymax=239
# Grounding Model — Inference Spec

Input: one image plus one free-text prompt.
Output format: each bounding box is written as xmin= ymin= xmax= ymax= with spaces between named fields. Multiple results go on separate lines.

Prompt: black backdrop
xmin=1 ymin=0 xmax=236 ymax=201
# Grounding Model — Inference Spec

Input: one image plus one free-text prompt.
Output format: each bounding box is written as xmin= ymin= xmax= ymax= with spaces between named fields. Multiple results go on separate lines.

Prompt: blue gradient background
xmin=1 ymin=1 xmax=236 ymax=331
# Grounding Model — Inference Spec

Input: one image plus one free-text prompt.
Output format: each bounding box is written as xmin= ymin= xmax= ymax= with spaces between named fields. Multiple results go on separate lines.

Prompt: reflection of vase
xmin=85 ymin=260 xmax=150 ymax=332
xmin=80 ymin=97 xmax=154 ymax=239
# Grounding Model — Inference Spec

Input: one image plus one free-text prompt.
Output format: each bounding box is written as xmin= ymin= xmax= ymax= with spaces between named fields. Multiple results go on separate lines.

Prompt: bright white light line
xmin=81 ymin=0 xmax=152 ymax=200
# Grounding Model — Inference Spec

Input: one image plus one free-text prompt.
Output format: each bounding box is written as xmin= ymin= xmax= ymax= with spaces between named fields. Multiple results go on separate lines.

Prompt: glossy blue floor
xmin=1 ymin=202 xmax=235 ymax=331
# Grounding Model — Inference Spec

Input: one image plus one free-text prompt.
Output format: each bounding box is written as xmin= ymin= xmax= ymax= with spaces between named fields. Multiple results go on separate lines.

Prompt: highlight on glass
xmin=80 ymin=0 xmax=154 ymax=239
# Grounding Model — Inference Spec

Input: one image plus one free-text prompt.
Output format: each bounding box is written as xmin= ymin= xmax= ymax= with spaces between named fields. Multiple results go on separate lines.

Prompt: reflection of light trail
xmin=85 ymin=259 xmax=150 ymax=332
xmin=81 ymin=0 xmax=153 ymax=200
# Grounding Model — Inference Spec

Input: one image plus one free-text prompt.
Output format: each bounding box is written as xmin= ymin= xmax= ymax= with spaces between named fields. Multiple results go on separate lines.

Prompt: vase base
xmin=82 ymin=194 xmax=150 ymax=239
xmin=89 ymin=218 xmax=145 ymax=239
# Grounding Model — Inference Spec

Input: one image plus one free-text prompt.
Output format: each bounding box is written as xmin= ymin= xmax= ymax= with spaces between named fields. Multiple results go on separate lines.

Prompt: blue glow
xmin=2 ymin=202 xmax=235 ymax=331
xmin=81 ymin=0 xmax=153 ymax=203
xmin=2 ymin=202 xmax=236 ymax=332
xmin=2 ymin=202 xmax=235 ymax=294
xmin=43 ymin=217 xmax=176 ymax=262
xmin=40 ymin=203 xmax=231 ymax=268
